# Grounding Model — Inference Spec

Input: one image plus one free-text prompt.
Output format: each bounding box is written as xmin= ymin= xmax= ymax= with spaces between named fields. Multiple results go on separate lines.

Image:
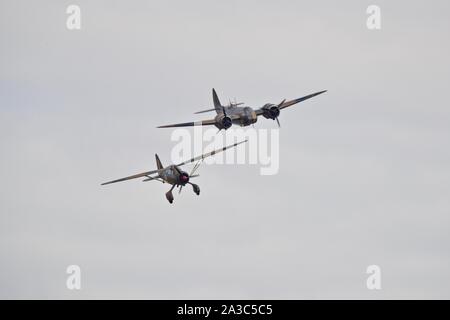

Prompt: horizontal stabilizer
xmin=194 ymin=108 xmax=217 ymax=114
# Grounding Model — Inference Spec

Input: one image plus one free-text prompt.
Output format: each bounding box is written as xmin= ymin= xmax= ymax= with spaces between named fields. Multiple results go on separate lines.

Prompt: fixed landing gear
xmin=165 ymin=185 xmax=175 ymax=204
xmin=189 ymin=182 xmax=200 ymax=196
xmin=165 ymin=183 xmax=200 ymax=203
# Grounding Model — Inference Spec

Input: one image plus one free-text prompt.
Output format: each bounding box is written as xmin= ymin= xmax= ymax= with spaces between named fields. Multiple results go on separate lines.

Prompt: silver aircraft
xmin=101 ymin=140 xmax=246 ymax=203
xmin=158 ymin=88 xmax=327 ymax=131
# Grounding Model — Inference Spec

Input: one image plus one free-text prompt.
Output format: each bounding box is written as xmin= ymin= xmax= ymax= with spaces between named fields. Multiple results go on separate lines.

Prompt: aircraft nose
xmin=180 ymin=172 xmax=190 ymax=183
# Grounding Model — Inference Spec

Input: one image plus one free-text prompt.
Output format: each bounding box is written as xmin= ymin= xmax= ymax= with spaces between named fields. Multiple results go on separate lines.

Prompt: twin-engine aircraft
xmin=158 ymin=88 xmax=326 ymax=130
xmin=101 ymin=140 xmax=246 ymax=203
xmin=103 ymin=88 xmax=326 ymax=203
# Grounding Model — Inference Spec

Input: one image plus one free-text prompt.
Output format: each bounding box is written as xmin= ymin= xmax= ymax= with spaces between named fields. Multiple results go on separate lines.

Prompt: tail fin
xmin=212 ymin=88 xmax=222 ymax=113
xmin=155 ymin=154 xmax=163 ymax=170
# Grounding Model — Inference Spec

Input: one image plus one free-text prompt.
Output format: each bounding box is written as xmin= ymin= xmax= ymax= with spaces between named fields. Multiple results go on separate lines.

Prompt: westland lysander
xmin=101 ymin=140 xmax=246 ymax=203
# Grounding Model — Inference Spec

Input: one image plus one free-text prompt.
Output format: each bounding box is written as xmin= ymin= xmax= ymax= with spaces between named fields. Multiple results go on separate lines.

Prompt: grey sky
xmin=1 ymin=0 xmax=450 ymax=299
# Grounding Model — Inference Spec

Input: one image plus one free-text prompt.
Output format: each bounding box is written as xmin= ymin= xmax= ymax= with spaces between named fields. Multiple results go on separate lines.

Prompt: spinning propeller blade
xmin=275 ymin=99 xmax=284 ymax=127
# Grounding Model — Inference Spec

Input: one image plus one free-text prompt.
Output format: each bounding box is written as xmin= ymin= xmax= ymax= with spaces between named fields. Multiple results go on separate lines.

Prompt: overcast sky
xmin=1 ymin=0 xmax=450 ymax=299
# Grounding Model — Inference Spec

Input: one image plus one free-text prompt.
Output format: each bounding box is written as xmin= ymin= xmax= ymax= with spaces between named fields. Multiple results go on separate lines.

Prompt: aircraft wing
xmin=278 ymin=90 xmax=327 ymax=110
xmin=157 ymin=113 xmax=241 ymax=128
xmin=176 ymin=140 xmax=247 ymax=166
xmin=157 ymin=119 xmax=216 ymax=128
xmin=101 ymin=169 xmax=160 ymax=185
xmin=194 ymin=108 xmax=217 ymax=114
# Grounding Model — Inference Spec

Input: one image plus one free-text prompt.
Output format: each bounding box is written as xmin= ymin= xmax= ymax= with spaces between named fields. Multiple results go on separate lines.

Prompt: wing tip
xmin=157 ymin=121 xmax=199 ymax=128
xmin=311 ymin=90 xmax=327 ymax=96
xmin=228 ymin=139 xmax=247 ymax=148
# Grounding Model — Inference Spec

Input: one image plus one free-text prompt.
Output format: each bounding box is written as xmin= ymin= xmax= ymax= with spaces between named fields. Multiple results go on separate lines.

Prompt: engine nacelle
xmin=178 ymin=171 xmax=190 ymax=185
xmin=214 ymin=114 xmax=233 ymax=130
xmin=261 ymin=104 xmax=280 ymax=120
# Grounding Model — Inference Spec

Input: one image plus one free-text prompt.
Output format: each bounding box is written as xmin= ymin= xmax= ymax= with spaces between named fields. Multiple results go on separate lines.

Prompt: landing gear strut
xmin=189 ymin=182 xmax=200 ymax=196
xmin=165 ymin=185 xmax=175 ymax=204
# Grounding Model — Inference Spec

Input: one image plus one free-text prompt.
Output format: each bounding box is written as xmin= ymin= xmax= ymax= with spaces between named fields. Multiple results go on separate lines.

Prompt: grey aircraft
xmin=158 ymin=88 xmax=327 ymax=130
xmin=101 ymin=140 xmax=246 ymax=203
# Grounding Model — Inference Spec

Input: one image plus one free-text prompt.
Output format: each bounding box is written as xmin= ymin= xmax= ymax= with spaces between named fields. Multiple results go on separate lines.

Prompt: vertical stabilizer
xmin=212 ymin=88 xmax=222 ymax=113
xmin=155 ymin=154 xmax=163 ymax=170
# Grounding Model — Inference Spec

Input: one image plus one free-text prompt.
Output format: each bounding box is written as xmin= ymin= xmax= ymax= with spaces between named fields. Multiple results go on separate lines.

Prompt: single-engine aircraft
xmin=101 ymin=140 xmax=246 ymax=203
xmin=157 ymin=88 xmax=326 ymax=131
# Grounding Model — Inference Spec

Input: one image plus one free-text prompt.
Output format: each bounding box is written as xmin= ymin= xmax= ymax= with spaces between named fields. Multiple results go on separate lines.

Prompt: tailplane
xmin=194 ymin=108 xmax=216 ymax=114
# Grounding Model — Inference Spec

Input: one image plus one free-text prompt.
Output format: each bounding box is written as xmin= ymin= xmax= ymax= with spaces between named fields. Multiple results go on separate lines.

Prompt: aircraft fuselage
xmin=159 ymin=165 xmax=190 ymax=186
xmin=225 ymin=106 xmax=258 ymax=126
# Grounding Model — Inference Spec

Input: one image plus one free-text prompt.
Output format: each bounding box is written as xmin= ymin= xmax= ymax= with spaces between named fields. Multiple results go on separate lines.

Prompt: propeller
xmin=217 ymin=105 xmax=232 ymax=132
xmin=179 ymin=160 xmax=202 ymax=194
xmin=275 ymin=99 xmax=285 ymax=128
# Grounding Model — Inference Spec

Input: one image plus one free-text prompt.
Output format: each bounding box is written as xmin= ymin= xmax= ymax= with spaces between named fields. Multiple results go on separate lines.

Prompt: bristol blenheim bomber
xmin=101 ymin=140 xmax=246 ymax=203
xmin=158 ymin=88 xmax=327 ymax=130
